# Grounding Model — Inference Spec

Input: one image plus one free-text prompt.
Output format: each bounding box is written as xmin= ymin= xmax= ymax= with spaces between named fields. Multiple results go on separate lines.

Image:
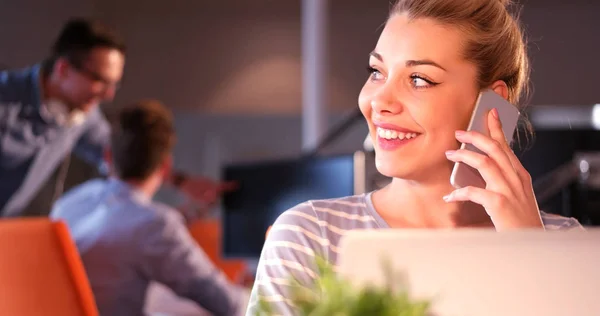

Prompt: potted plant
xmin=254 ymin=257 xmax=432 ymax=316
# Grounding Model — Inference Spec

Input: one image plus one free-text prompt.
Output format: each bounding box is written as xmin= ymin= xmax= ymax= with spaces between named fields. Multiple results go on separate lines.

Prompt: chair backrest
xmin=0 ymin=218 xmax=98 ymax=316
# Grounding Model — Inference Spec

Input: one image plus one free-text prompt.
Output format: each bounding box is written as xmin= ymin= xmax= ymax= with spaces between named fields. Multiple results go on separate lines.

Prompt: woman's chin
xmin=375 ymin=157 xmax=449 ymax=183
xmin=375 ymin=159 xmax=412 ymax=179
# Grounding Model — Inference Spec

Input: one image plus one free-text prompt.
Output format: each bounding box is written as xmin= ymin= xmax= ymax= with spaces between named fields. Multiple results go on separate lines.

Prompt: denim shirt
xmin=0 ymin=64 xmax=109 ymax=216
xmin=50 ymin=178 xmax=248 ymax=316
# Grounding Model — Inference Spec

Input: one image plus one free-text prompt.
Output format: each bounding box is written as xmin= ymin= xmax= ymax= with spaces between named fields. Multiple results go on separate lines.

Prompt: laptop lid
xmin=337 ymin=229 xmax=600 ymax=316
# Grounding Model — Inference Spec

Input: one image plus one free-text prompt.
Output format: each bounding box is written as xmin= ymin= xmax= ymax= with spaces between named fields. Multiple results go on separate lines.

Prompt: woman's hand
xmin=443 ymin=108 xmax=544 ymax=231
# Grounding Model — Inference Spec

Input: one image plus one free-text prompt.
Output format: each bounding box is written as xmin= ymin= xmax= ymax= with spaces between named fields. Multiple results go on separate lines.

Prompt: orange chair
xmin=187 ymin=219 xmax=247 ymax=283
xmin=0 ymin=218 xmax=98 ymax=316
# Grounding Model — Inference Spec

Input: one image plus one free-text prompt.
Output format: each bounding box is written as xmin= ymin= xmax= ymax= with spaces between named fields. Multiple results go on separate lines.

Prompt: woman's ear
xmin=490 ymin=80 xmax=509 ymax=100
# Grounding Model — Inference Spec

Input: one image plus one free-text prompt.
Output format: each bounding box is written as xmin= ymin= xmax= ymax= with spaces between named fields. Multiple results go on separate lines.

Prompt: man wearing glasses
xmin=0 ymin=18 xmax=233 ymax=217
xmin=0 ymin=18 xmax=124 ymax=217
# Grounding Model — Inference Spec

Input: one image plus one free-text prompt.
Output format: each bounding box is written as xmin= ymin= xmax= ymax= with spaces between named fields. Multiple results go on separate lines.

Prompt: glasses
xmin=69 ymin=61 xmax=121 ymax=91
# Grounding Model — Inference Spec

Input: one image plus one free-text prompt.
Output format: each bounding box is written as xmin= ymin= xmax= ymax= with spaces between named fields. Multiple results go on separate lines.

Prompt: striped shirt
xmin=245 ymin=192 xmax=583 ymax=316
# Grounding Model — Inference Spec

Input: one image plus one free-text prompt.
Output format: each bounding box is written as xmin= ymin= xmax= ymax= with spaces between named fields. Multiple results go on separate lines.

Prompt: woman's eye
xmin=366 ymin=66 xmax=384 ymax=81
xmin=410 ymin=74 xmax=439 ymax=89
xmin=412 ymin=76 xmax=428 ymax=87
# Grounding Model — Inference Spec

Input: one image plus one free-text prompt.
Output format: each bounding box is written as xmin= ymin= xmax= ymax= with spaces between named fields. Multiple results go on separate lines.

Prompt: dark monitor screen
xmin=515 ymin=129 xmax=600 ymax=181
xmin=221 ymin=154 xmax=356 ymax=259
xmin=514 ymin=128 xmax=600 ymax=224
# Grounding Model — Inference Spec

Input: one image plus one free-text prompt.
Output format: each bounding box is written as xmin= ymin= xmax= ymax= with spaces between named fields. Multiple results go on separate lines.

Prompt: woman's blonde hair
xmin=390 ymin=0 xmax=530 ymax=106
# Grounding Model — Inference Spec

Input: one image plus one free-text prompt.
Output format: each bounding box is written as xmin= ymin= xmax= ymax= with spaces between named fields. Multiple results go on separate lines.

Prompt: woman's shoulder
xmin=540 ymin=211 xmax=585 ymax=231
xmin=273 ymin=194 xmax=376 ymax=229
xmin=265 ymin=194 xmax=376 ymax=266
xmin=267 ymin=194 xmax=376 ymax=243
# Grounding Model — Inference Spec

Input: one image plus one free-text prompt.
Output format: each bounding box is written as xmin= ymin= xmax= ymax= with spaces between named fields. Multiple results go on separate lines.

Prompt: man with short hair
xmin=50 ymin=99 xmax=248 ymax=316
xmin=0 ymin=18 xmax=125 ymax=217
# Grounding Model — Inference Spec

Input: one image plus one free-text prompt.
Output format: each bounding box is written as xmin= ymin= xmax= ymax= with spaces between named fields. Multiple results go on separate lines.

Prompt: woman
xmin=246 ymin=0 xmax=583 ymax=314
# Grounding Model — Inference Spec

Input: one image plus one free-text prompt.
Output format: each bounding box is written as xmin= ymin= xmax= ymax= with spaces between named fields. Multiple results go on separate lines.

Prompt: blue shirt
xmin=50 ymin=178 xmax=247 ymax=316
xmin=0 ymin=64 xmax=109 ymax=216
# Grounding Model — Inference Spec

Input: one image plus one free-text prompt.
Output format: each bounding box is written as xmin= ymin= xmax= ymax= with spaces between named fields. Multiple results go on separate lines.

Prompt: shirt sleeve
xmin=245 ymin=201 xmax=327 ymax=316
xmin=72 ymin=109 xmax=110 ymax=174
xmin=137 ymin=210 xmax=247 ymax=316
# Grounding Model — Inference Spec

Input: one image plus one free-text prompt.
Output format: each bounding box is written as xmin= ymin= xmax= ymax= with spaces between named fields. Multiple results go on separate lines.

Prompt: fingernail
xmin=445 ymin=150 xmax=456 ymax=157
xmin=443 ymin=194 xmax=452 ymax=202
xmin=491 ymin=108 xmax=499 ymax=119
xmin=455 ymin=130 xmax=465 ymax=137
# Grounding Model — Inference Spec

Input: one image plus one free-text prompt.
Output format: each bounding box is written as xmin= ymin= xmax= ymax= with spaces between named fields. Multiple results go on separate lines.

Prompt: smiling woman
xmin=361 ymin=14 xmax=483 ymax=185
xmin=245 ymin=1 xmax=583 ymax=315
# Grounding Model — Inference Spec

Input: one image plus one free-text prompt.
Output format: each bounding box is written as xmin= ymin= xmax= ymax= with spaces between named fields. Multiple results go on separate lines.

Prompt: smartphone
xmin=449 ymin=90 xmax=521 ymax=189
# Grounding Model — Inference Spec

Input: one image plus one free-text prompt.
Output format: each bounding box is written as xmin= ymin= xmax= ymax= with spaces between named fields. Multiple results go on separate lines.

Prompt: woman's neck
xmin=372 ymin=174 xmax=493 ymax=229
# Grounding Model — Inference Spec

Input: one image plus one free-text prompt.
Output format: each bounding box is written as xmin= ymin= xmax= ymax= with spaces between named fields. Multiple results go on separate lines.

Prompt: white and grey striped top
xmin=245 ymin=192 xmax=583 ymax=316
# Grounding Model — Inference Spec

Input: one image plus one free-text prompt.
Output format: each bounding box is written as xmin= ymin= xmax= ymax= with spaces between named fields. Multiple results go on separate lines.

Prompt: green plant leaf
xmin=255 ymin=255 xmax=433 ymax=316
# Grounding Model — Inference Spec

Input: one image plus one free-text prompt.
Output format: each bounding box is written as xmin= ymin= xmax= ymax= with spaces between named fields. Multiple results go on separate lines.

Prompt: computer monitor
xmin=221 ymin=152 xmax=365 ymax=259
xmin=514 ymin=127 xmax=600 ymax=224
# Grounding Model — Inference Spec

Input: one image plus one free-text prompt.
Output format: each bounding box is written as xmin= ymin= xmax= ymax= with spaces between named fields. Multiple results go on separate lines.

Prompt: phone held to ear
xmin=449 ymin=90 xmax=521 ymax=189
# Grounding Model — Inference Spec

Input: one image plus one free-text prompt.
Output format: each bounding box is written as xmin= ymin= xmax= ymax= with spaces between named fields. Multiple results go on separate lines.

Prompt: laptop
xmin=337 ymin=229 xmax=600 ymax=316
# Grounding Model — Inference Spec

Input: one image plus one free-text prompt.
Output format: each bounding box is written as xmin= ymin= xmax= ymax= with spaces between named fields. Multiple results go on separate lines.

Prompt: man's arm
xmin=166 ymin=171 xmax=238 ymax=214
xmin=0 ymin=102 xmax=13 ymax=150
xmin=137 ymin=209 xmax=248 ymax=316
xmin=0 ymin=71 xmax=18 ymax=144
xmin=72 ymin=108 xmax=110 ymax=175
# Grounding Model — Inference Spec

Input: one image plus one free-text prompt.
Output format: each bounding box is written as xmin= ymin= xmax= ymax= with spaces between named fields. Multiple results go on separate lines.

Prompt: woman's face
xmin=359 ymin=14 xmax=480 ymax=182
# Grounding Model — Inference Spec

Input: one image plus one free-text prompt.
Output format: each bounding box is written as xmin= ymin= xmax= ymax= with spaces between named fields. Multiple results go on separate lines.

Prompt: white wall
xmin=171 ymin=113 xmax=369 ymax=177
xmin=0 ymin=0 xmax=93 ymax=68
xmin=93 ymin=0 xmax=388 ymax=114
xmin=520 ymin=0 xmax=600 ymax=106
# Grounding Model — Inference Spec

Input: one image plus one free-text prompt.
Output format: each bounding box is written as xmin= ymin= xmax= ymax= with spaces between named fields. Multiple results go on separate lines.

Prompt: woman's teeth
xmin=377 ymin=127 xmax=418 ymax=140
